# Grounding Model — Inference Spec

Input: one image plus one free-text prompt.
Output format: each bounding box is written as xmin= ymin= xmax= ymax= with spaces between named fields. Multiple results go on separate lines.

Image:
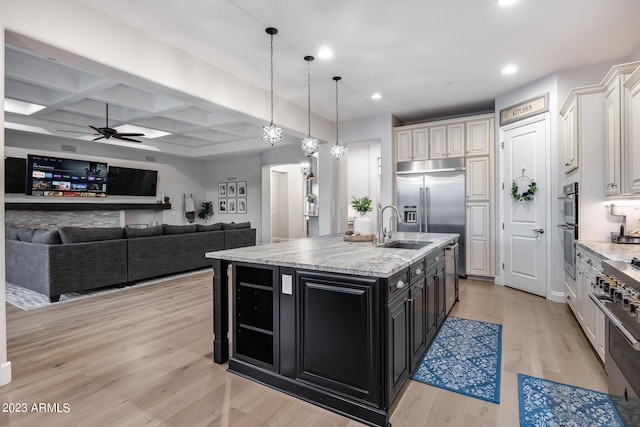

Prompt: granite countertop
xmin=576 ymin=240 xmax=640 ymax=262
xmin=205 ymin=232 xmax=459 ymax=278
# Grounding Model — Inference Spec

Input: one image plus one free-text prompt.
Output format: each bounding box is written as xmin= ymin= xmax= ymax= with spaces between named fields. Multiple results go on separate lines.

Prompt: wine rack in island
xmin=233 ymin=262 xmax=279 ymax=371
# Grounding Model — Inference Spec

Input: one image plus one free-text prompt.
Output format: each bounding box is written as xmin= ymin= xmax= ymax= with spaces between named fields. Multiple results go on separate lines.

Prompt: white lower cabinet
xmin=574 ymin=245 xmax=605 ymax=363
xmin=466 ymin=202 xmax=490 ymax=276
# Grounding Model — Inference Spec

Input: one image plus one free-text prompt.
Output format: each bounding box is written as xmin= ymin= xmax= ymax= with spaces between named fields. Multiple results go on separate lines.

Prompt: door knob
xmin=533 ymin=227 xmax=545 ymax=234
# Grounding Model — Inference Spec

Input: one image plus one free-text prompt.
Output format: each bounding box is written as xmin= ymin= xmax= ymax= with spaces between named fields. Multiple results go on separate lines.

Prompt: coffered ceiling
xmin=4 ymin=0 xmax=640 ymax=159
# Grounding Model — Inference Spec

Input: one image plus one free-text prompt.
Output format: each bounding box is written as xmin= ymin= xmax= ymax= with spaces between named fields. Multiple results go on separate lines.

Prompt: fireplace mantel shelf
xmin=5 ymin=202 xmax=172 ymax=211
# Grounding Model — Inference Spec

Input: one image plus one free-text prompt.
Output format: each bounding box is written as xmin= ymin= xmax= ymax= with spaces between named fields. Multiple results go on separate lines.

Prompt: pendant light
xmin=262 ymin=27 xmax=283 ymax=146
xmin=301 ymin=55 xmax=319 ymax=155
xmin=330 ymin=76 xmax=346 ymax=159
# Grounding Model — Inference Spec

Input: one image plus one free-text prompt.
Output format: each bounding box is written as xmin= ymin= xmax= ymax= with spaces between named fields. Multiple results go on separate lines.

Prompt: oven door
xmin=561 ymin=194 xmax=578 ymax=225
xmin=559 ymin=224 xmax=576 ymax=280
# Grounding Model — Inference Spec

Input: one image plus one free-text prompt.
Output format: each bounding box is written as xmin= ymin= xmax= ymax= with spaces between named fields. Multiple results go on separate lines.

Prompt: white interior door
xmin=502 ymin=118 xmax=548 ymax=297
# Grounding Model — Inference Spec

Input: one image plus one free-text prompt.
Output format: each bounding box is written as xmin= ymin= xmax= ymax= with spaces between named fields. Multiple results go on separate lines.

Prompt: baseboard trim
xmin=548 ymin=290 xmax=566 ymax=303
xmin=0 ymin=361 xmax=12 ymax=386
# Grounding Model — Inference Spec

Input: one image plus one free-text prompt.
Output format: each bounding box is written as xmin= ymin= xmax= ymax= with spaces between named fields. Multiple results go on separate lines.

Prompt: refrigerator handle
xmin=424 ymin=187 xmax=430 ymax=233
xmin=419 ymin=187 xmax=423 ymax=232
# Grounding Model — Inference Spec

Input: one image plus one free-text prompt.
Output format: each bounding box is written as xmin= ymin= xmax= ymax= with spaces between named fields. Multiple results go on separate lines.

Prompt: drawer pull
xmin=415 ymin=268 xmax=423 ymax=276
xmin=396 ymin=280 xmax=406 ymax=289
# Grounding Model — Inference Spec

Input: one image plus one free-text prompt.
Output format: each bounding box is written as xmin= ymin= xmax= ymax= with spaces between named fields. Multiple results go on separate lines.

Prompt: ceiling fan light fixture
xmin=262 ymin=27 xmax=282 ymax=146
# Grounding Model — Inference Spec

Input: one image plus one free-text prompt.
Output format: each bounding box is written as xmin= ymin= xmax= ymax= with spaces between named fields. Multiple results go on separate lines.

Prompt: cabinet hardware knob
xmin=415 ymin=268 xmax=423 ymax=275
xmin=397 ymin=280 xmax=406 ymax=289
xmin=435 ymin=256 xmax=440 ymax=261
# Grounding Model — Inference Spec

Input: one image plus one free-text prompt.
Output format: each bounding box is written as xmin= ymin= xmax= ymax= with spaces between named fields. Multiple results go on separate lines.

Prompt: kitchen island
xmin=206 ymin=232 xmax=458 ymax=426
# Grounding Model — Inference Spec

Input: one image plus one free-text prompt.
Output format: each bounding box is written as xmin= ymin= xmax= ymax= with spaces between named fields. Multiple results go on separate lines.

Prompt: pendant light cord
xmin=335 ymin=78 xmax=339 ymax=143
xmin=307 ymin=60 xmax=311 ymax=136
xmin=269 ymin=32 xmax=274 ymax=125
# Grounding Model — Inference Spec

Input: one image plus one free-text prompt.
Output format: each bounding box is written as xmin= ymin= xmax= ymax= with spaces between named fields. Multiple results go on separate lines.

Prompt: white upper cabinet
xmin=624 ymin=67 xmax=640 ymax=193
xmin=561 ymin=96 xmax=579 ymax=174
xmin=396 ymin=130 xmax=412 ymax=162
xmin=601 ymin=62 xmax=640 ymax=195
xmin=430 ymin=124 xmax=464 ymax=159
xmin=412 ymin=129 xmax=429 ymax=161
xmin=466 ymin=157 xmax=490 ymax=201
xmin=466 ymin=119 xmax=492 ymax=157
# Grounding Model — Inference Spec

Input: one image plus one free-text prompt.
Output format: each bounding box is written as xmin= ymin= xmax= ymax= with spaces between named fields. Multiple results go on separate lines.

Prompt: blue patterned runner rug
xmin=518 ymin=374 xmax=624 ymax=426
xmin=412 ymin=316 xmax=502 ymax=403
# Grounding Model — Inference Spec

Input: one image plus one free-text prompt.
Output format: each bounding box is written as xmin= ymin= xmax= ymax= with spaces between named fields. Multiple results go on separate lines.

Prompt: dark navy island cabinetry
xmin=208 ymin=233 xmax=457 ymax=427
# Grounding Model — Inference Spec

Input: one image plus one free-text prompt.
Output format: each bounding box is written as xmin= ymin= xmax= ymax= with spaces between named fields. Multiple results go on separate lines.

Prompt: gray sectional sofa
xmin=5 ymin=222 xmax=256 ymax=302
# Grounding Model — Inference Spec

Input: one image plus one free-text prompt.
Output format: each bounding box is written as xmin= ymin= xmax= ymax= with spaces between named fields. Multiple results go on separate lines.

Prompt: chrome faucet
xmin=379 ymin=205 xmax=403 ymax=244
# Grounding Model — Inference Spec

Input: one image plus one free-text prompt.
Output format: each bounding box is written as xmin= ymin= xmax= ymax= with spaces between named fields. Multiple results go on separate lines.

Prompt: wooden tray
xmin=343 ymin=233 xmax=375 ymax=242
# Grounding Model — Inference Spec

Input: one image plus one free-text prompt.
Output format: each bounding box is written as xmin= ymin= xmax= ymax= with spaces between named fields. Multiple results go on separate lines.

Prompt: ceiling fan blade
xmin=57 ymin=130 xmax=91 ymax=134
xmin=115 ymin=133 xmax=145 ymax=137
xmin=114 ymin=135 xmax=142 ymax=143
xmin=89 ymin=125 xmax=102 ymax=133
xmin=92 ymin=136 xmax=105 ymax=141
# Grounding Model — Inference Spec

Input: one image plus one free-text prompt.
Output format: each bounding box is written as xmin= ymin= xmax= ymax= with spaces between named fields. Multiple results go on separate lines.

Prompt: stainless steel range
xmin=591 ymin=258 xmax=640 ymax=426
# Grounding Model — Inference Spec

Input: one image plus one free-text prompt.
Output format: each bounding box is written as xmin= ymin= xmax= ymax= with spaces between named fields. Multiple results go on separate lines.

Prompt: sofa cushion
xmin=32 ymin=229 xmax=62 ymax=245
xmin=163 ymin=224 xmax=197 ymax=235
xmin=197 ymin=223 xmax=223 ymax=232
xmin=18 ymin=228 xmax=36 ymax=242
xmin=222 ymin=222 xmax=251 ymax=230
xmin=5 ymin=226 xmax=21 ymax=240
xmin=125 ymin=225 xmax=164 ymax=238
xmin=58 ymin=226 xmax=124 ymax=244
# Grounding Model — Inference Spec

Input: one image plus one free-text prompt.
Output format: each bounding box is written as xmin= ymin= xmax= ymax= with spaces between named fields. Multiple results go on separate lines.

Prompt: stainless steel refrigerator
xmin=396 ymin=158 xmax=466 ymax=277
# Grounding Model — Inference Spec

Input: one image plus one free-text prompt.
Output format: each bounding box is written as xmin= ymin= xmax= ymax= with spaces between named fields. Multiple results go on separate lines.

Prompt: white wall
xmin=0 ymin=19 xmax=10 ymax=387
xmin=205 ymin=154 xmax=263 ymax=242
xmin=346 ymin=141 xmax=381 ymax=234
xmin=4 ymin=132 xmax=208 ymax=226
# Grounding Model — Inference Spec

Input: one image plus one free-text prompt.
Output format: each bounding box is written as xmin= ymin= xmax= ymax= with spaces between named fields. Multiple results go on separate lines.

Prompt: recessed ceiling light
xmin=317 ymin=46 xmax=333 ymax=59
xmin=371 ymin=93 xmax=382 ymax=100
xmin=498 ymin=0 xmax=518 ymax=6
xmin=4 ymin=98 xmax=46 ymax=115
xmin=502 ymin=64 xmax=518 ymax=75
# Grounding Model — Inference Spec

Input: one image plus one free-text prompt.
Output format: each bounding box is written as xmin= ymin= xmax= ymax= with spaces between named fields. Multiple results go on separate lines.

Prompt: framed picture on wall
xmin=237 ymin=181 xmax=247 ymax=197
xmin=227 ymin=182 xmax=237 ymax=197
xmin=228 ymin=198 xmax=237 ymax=214
xmin=218 ymin=183 xmax=227 ymax=197
xmin=219 ymin=199 xmax=227 ymax=213
xmin=238 ymin=198 xmax=247 ymax=214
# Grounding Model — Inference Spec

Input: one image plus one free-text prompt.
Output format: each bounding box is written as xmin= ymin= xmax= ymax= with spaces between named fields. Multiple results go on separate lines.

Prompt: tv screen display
xmin=27 ymin=154 xmax=107 ymax=198
xmin=5 ymin=157 xmax=27 ymax=194
xmin=107 ymin=166 xmax=158 ymax=196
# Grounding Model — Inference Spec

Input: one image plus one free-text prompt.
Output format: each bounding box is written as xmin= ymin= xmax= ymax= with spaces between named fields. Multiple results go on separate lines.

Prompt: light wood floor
xmin=0 ymin=273 xmax=606 ymax=427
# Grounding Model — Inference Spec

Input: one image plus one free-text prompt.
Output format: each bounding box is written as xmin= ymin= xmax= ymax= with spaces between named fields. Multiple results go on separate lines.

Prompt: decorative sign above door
xmin=500 ymin=93 xmax=549 ymax=126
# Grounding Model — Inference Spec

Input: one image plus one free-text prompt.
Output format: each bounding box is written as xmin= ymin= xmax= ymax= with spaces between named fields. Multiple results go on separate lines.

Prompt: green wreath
xmin=511 ymin=178 xmax=537 ymax=201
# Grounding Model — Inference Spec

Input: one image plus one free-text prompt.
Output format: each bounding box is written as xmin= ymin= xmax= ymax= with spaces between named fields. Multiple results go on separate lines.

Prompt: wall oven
xmin=560 ymin=182 xmax=578 ymax=226
xmin=592 ymin=259 xmax=640 ymax=426
xmin=558 ymin=183 xmax=578 ymax=280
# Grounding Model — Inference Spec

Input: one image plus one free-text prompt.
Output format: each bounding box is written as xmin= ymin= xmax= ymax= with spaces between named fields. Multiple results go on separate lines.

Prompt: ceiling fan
xmin=59 ymin=103 xmax=145 ymax=142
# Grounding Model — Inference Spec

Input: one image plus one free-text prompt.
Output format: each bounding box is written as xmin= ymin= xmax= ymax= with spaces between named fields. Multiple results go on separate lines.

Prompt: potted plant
xmin=351 ymin=196 xmax=373 ymax=236
xmin=307 ymin=193 xmax=317 ymax=215
xmin=199 ymin=201 xmax=213 ymax=223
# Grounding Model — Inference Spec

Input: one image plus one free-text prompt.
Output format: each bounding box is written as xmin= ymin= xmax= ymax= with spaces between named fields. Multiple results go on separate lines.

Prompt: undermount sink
xmin=379 ymin=240 xmax=432 ymax=249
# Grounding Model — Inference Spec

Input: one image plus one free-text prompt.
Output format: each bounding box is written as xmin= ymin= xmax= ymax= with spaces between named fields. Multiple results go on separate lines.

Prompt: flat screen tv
xmin=5 ymin=157 xmax=27 ymax=194
xmin=107 ymin=166 xmax=158 ymax=196
xmin=26 ymin=154 xmax=108 ymax=198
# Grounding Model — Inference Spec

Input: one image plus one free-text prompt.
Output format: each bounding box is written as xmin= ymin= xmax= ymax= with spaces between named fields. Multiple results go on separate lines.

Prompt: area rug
xmin=518 ymin=374 xmax=624 ymax=427
xmin=5 ymin=268 xmax=211 ymax=311
xmin=412 ymin=316 xmax=502 ymax=403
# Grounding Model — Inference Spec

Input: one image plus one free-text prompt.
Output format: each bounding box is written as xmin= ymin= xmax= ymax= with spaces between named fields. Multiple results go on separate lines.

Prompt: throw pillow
xmin=163 ymin=224 xmax=197 ymax=235
xmin=197 ymin=223 xmax=223 ymax=232
xmin=5 ymin=226 xmax=21 ymax=240
xmin=32 ymin=229 xmax=62 ymax=245
xmin=58 ymin=226 xmax=124 ymax=244
xmin=18 ymin=228 xmax=36 ymax=242
xmin=222 ymin=222 xmax=251 ymax=230
xmin=125 ymin=225 xmax=164 ymax=238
